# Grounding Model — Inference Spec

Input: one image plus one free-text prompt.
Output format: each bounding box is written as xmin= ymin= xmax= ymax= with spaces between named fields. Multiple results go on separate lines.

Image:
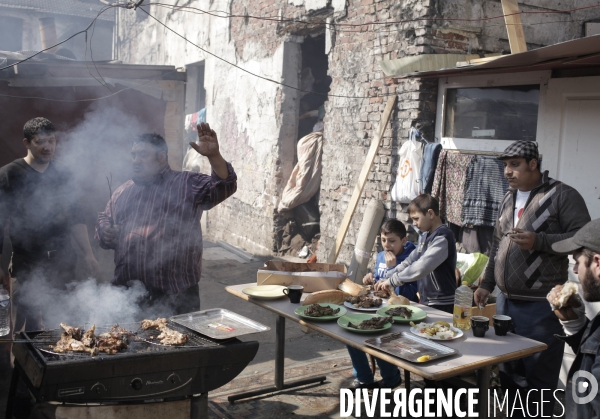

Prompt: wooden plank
xmin=501 ymin=0 xmax=527 ymax=54
xmin=326 ymin=95 xmax=397 ymax=264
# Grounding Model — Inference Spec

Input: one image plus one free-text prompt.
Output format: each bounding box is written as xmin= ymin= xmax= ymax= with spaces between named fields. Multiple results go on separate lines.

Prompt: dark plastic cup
xmin=493 ymin=315 xmax=515 ymax=336
xmin=283 ymin=285 xmax=304 ymax=303
xmin=471 ymin=316 xmax=489 ymax=338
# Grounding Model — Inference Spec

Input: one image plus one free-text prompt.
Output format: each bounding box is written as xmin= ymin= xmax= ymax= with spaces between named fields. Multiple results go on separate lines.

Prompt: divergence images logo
xmin=572 ymin=371 xmax=599 ymax=405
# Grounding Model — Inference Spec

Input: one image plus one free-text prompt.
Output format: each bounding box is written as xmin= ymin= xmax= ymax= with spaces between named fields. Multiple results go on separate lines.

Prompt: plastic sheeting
xmin=278 ymin=132 xmax=323 ymax=212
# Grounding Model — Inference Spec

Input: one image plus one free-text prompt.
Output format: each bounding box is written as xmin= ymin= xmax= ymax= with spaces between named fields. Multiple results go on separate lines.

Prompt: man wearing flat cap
xmin=547 ymin=219 xmax=600 ymax=419
xmin=474 ymin=140 xmax=591 ymax=417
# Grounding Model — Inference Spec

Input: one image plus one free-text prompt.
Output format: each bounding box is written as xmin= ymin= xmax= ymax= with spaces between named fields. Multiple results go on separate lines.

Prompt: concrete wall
xmin=115 ymin=0 xmax=600 ymax=263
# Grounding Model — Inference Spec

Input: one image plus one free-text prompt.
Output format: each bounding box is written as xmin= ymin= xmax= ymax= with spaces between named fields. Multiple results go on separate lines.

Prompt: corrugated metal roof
xmin=385 ymin=34 xmax=600 ymax=79
xmin=0 ymin=0 xmax=115 ymax=21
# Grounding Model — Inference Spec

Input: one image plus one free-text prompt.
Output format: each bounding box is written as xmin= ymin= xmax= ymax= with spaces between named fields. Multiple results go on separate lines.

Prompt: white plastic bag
xmin=391 ymin=130 xmax=423 ymax=203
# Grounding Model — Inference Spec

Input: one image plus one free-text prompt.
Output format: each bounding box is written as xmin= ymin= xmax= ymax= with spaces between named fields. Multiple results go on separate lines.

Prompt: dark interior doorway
xmin=275 ymin=34 xmax=331 ymax=259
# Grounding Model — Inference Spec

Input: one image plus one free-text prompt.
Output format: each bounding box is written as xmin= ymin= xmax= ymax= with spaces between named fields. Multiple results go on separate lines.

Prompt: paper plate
xmin=337 ymin=313 xmax=393 ymax=334
xmin=295 ymin=303 xmax=347 ymax=321
xmin=409 ymin=325 xmax=464 ymax=341
xmin=376 ymin=305 xmax=427 ymax=323
xmin=242 ymin=285 xmax=287 ymax=300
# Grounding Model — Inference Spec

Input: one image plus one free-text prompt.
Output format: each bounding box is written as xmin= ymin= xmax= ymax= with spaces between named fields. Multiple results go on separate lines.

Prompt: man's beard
xmin=582 ymin=268 xmax=600 ymax=302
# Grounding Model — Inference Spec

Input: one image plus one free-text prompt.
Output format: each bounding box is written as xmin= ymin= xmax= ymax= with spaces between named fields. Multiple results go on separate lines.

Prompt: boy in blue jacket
xmin=347 ymin=219 xmax=417 ymax=390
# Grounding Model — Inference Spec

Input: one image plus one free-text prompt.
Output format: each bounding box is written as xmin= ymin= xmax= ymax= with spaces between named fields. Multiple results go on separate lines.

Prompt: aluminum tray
xmin=170 ymin=309 xmax=270 ymax=340
xmin=364 ymin=331 xmax=457 ymax=363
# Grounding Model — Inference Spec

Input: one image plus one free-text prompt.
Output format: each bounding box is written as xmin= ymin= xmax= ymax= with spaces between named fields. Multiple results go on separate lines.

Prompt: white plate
xmin=409 ymin=326 xmax=464 ymax=341
xmin=343 ymin=300 xmax=388 ymax=312
xmin=242 ymin=285 xmax=287 ymax=300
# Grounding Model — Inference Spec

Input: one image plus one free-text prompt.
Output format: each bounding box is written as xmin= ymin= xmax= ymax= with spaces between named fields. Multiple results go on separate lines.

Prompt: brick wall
xmin=316 ymin=0 xmax=441 ymax=265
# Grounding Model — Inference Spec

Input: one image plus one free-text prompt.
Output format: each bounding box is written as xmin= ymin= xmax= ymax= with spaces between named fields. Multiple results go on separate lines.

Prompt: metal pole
xmin=275 ymin=315 xmax=285 ymax=390
xmin=476 ymin=365 xmax=492 ymax=419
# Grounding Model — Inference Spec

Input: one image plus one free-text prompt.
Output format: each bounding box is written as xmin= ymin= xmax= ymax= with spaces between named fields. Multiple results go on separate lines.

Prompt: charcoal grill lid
xmin=170 ymin=308 xmax=270 ymax=340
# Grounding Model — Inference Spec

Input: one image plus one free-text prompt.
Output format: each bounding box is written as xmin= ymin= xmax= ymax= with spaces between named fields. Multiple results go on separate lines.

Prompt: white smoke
xmin=17 ymin=275 xmax=178 ymax=329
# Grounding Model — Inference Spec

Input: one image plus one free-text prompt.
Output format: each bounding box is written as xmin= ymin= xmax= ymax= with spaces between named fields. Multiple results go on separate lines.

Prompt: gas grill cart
xmin=6 ymin=309 xmax=269 ymax=419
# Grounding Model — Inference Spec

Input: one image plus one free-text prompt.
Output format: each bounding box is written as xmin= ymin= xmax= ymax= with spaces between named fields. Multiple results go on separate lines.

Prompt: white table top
xmin=226 ymin=283 xmax=547 ymax=380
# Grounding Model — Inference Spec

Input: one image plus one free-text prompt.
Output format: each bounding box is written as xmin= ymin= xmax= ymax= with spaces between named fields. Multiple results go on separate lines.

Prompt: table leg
xmin=403 ymin=370 xmax=410 ymax=392
xmin=275 ymin=314 xmax=285 ymax=389
xmin=228 ymin=315 xmax=326 ymax=403
xmin=476 ymin=365 xmax=492 ymax=419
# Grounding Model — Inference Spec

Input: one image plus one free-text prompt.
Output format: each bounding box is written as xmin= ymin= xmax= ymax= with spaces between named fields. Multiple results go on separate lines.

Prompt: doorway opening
xmin=275 ymin=34 xmax=331 ymax=259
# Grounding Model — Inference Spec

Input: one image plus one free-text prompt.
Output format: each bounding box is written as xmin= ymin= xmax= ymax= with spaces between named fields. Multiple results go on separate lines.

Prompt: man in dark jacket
xmin=548 ymin=218 xmax=600 ymax=419
xmin=474 ymin=141 xmax=591 ymax=417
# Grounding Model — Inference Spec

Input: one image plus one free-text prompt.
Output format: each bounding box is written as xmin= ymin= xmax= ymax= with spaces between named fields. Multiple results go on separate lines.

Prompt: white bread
xmin=338 ymin=279 xmax=368 ymax=297
xmin=556 ymin=282 xmax=582 ymax=308
xmin=302 ymin=290 xmax=350 ymax=306
xmin=388 ymin=295 xmax=410 ymax=306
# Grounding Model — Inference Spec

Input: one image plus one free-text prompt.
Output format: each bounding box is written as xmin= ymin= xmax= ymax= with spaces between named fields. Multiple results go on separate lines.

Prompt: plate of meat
xmin=344 ymin=295 xmax=387 ymax=312
xmin=337 ymin=314 xmax=394 ymax=334
xmin=376 ymin=305 xmax=427 ymax=323
xmin=295 ymin=303 xmax=347 ymax=321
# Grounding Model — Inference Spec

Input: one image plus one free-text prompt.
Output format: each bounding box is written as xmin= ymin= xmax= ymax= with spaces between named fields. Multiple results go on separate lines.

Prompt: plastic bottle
xmin=0 ymin=289 xmax=10 ymax=336
xmin=453 ymin=281 xmax=473 ymax=331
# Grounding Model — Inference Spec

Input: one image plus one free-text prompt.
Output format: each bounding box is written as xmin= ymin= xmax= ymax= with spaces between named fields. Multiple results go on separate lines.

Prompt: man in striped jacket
xmin=95 ymin=123 xmax=237 ymax=315
xmin=475 ymin=140 xmax=590 ymax=417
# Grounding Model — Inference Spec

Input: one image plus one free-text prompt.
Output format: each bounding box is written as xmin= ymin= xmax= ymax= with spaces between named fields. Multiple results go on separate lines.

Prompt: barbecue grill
xmin=6 ymin=320 xmax=259 ymax=419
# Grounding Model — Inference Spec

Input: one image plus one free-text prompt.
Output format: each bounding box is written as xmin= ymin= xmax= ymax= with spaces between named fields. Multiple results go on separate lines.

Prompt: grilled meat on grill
xmin=385 ymin=306 xmax=413 ymax=319
xmin=304 ymin=303 xmax=340 ymax=317
xmin=141 ymin=318 xmax=168 ymax=330
xmin=347 ymin=316 xmax=393 ymax=330
xmin=51 ymin=323 xmax=131 ymax=356
xmin=345 ymin=296 xmax=383 ymax=308
xmin=81 ymin=325 xmax=96 ymax=347
xmin=156 ymin=327 xmax=188 ymax=345
xmin=52 ymin=332 xmax=98 ymax=355
xmin=60 ymin=323 xmax=83 ymax=340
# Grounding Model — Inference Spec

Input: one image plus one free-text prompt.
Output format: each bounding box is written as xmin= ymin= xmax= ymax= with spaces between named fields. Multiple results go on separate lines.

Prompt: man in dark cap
xmin=547 ymin=218 xmax=600 ymax=419
xmin=474 ymin=140 xmax=590 ymax=417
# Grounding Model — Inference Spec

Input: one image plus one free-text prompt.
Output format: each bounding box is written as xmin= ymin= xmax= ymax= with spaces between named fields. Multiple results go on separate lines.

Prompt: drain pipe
xmin=39 ymin=17 xmax=58 ymax=53
xmin=348 ymin=200 xmax=385 ymax=284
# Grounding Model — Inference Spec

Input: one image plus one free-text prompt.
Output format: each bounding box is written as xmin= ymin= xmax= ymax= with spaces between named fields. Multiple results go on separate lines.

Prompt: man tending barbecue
xmin=95 ymin=122 xmax=236 ymax=314
xmin=0 ymin=117 xmax=100 ymax=331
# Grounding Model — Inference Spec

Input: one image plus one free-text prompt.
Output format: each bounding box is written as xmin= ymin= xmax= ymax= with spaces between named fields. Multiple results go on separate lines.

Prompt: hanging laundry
xmin=462 ymin=156 xmax=509 ymax=227
xmin=431 ymin=151 xmax=473 ymax=226
xmin=419 ymin=142 xmax=442 ymax=194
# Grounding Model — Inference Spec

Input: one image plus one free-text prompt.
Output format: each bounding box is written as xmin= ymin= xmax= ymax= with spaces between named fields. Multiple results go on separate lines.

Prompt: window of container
xmin=443 ymin=85 xmax=540 ymax=141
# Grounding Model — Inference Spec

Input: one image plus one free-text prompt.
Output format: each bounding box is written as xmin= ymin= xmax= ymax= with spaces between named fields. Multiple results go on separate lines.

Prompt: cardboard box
xmin=257 ymin=261 xmax=347 ymax=293
xmin=472 ymin=303 xmax=496 ymax=326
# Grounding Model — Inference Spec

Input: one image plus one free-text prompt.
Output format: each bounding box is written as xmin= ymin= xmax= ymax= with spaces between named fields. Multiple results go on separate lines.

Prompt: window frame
xmin=435 ymin=71 xmax=551 ymax=151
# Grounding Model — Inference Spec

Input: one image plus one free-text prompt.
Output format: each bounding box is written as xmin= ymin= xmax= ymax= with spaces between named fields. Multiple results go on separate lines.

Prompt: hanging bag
xmin=391 ymin=128 xmax=423 ymax=203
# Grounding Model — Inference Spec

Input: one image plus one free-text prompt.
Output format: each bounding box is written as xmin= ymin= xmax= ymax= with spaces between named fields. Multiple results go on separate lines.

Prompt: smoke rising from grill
xmin=18 ymin=276 xmax=158 ymax=328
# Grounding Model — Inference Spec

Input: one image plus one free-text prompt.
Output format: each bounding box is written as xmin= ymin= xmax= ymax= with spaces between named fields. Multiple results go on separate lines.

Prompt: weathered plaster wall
xmin=117 ymin=1 xmax=302 ymax=255
xmin=115 ymin=0 xmax=600 ymax=263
